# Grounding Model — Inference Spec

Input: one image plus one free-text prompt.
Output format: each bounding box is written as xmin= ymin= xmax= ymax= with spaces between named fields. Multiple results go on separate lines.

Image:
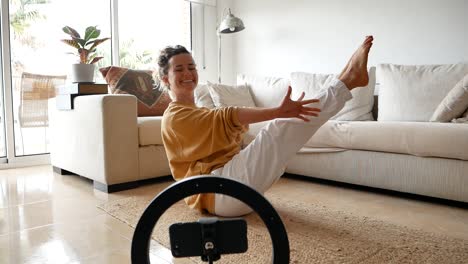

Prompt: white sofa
xmin=49 ymin=63 xmax=468 ymax=203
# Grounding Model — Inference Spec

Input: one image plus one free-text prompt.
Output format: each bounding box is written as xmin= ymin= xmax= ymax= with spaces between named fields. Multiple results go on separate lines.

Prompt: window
xmin=8 ymin=0 xmax=111 ymax=156
xmin=0 ymin=0 xmax=191 ymax=163
xmin=118 ymin=0 xmax=191 ymax=70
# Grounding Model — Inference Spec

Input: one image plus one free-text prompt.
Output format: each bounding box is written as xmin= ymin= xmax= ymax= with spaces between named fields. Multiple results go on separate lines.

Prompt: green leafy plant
xmin=61 ymin=25 xmax=110 ymax=64
xmin=119 ymin=39 xmax=154 ymax=69
xmin=11 ymin=0 xmax=48 ymax=47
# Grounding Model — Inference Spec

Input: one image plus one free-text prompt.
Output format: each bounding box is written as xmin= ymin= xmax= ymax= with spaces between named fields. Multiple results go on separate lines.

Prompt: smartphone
xmin=169 ymin=217 xmax=248 ymax=258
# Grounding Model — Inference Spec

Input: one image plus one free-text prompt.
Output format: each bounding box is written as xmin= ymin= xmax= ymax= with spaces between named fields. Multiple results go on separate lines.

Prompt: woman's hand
xmin=236 ymin=86 xmax=320 ymax=125
xmin=275 ymin=86 xmax=321 ymax=122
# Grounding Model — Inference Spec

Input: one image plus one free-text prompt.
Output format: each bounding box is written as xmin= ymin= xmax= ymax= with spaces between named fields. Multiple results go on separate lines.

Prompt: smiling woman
xmin=158 ymin=46 xmax=198 ymax=98
xmin=159 ymin=37 xmax=373 ymax=217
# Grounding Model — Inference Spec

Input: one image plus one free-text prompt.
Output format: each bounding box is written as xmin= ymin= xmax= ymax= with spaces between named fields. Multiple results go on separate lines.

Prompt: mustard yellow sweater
xmin=161 ymin=102 xmax=246 ymax=213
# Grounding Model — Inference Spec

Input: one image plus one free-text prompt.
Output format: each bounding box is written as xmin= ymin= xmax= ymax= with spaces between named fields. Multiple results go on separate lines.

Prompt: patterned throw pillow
xmin=99 ymin=66 xmax=171 ymax=116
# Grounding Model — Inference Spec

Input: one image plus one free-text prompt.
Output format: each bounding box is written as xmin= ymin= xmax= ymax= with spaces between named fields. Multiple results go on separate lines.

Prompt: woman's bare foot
xmin=339 ymin=36 xmax=373 ymax=90
xmin=338 ymin=36 xmax=372 ymax=77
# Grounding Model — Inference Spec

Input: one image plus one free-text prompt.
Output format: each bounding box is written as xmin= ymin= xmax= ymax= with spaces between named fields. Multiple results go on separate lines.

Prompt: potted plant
xmin=61 ymin=25 xmax=110 ymax=83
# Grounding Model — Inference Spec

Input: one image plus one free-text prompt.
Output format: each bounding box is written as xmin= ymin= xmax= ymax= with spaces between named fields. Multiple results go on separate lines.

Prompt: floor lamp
xmin=217 ymin=8 xmax=245 ymax=83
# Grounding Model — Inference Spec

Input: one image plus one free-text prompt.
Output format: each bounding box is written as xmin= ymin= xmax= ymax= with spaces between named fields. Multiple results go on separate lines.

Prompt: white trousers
xmin=212 ymin=79 xmax=352 ymax=217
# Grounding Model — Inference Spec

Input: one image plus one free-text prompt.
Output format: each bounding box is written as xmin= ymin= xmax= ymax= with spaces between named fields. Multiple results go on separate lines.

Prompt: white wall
xmin=216 ymin=0 xmax=468 ymax=84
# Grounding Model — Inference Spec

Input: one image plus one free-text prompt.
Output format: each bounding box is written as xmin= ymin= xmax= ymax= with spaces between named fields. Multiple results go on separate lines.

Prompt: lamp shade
xmin=218 ymin=9 xmax=245 ymax=34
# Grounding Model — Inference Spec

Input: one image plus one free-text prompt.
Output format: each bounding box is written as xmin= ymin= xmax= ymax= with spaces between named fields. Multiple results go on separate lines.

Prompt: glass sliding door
xmin=1 ymin=0 xmax=192 ymax=165
xmin=0 ymin=1 xmax=10 ymax=161
xmin=8 ymin=0 xmax=111 ymax=156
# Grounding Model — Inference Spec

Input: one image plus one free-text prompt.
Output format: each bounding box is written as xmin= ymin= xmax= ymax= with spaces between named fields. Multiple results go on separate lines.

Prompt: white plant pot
xmin=70 ymin=63 xmax=95 ymax=83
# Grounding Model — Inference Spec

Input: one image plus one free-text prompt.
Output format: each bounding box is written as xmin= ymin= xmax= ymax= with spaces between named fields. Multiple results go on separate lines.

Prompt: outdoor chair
xmin=18 ymin=72 xmax=66 ymax=154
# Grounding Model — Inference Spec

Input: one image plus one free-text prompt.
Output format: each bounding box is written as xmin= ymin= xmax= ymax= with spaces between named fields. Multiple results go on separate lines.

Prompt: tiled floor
xmin=0 ymin=166 xmax=189 ymax=264
xmin=1 ymin=165 xmax=467 ymax=263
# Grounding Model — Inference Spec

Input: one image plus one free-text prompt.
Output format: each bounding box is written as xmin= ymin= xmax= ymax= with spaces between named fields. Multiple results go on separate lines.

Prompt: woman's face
xmin=163 ymin=53 xmax=198 ymax=93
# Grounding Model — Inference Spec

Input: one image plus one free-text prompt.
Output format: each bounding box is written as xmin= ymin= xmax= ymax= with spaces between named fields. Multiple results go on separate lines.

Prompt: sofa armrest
xmin=49 ymin=94 xmax=139 ymax=185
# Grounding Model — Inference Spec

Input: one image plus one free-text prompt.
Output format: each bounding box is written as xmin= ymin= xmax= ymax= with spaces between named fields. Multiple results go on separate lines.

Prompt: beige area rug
xmin=98 ymin=183 xmax=468 ymax=263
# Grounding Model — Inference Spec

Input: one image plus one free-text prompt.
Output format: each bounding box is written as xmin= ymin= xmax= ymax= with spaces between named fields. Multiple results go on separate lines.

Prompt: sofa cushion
xmin=244 ymin=120 xmax=468 ymax=160
xmin=430 ymin=73 xmax=468 ymax=122
xmin=290 ymin=67 xmax=376 ymax=121
xmin=237 ymin=74 xmax=290 ymax=108
xmin=305 ymin=121 xmax=468 ymax=160
xmin=208 ymin=81 xmax=256 ymax=108
xmin=100 ymin=66 xmax=171 ymax=116
xmin=138 ymin=116 xmax=163 ymax=146
xmin=243 ymin=122 xmax=347 ymax=153
xmin=142 ymin=112 xmax=468 ymax=160
xmin=377 ymin=64 xmax=468 ymax=121
xmin=194 ymin=83 xmax=215 ymax=109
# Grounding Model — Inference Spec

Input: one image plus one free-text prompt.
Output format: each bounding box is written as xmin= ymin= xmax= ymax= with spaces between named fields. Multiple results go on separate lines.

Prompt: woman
xmin=160 ymin=36 xmax=373 ymax=217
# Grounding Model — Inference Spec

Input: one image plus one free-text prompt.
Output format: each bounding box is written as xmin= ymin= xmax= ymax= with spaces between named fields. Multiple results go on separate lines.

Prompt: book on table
xmin=55 ymin=83 xmax=108 ymax=110
xmin=58 ymin=83 xmax=108 ymax=95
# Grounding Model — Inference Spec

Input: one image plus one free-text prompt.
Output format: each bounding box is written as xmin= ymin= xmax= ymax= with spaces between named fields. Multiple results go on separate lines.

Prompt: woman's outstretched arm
xmin=236 ymin=86 xmax=321 ymax=125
